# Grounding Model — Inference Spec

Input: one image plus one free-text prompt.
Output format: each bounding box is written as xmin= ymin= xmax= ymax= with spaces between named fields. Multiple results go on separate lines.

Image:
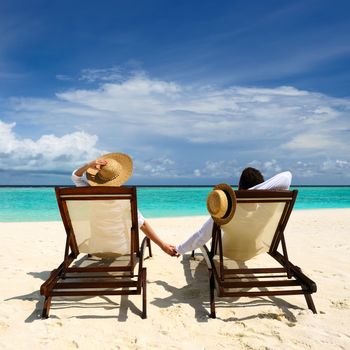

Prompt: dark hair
xmin=238 ymin=167 xmax=264 ymax=190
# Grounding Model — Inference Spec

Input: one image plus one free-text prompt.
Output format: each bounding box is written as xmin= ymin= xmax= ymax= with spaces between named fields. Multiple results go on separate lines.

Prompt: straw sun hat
xmin=206 ymin=183 xmax=237 ymax=225
xmin=86 ymin=152 xmax=133 ymax=186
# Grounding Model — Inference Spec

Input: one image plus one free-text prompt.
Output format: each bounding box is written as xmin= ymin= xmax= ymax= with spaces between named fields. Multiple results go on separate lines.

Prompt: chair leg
xmin=141 ymin=268 xmax=147 ymax=319
xmin=209 ymin=269 xmax=216 ymax=318
xmin=42 ymin=296 xmax=52 ymax=319
xmin=147 ymin=238 xmax=152 ymax=258
xmin=304 ymin=293 xmax=317 ymax=314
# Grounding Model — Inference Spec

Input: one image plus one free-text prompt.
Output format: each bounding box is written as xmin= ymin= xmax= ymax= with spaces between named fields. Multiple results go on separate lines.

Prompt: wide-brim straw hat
xmin=86 ymin=152 xmax=133 ymax=186
xmin=206 ymin=183 xmax=237 ymax=225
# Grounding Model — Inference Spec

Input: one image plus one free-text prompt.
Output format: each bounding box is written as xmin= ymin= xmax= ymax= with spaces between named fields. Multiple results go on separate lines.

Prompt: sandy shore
xmin=0 ymin=209 xmax=349 ymax=349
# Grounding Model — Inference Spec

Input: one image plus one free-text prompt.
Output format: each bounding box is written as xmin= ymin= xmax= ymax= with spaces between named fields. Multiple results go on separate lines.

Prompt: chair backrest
xmin=216 ymin=190 xmax=297 ymax=261
xmin=55 ymin=187 xmax=139 ymax=262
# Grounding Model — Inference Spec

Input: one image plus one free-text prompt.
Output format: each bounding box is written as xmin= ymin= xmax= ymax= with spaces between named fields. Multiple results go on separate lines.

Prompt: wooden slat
xmin=63 ymin=273 xmax=133 ymax=279
xmin=67 ymin=266 xmax=132 ymax=273
xmin=223 ymin=267 xmax=286 ymax=274
xmin=62 ymin=196 xmax=132 ymax=201
xmin=58 ymin=186 xmax=135 ymax=195
xmin=223 ymin=274 xmax=287 ymax=279
xmin=55 ymin=280 xmax=138 ymax=289
xmin=234 ymin=190 xmax=294 ymax=199
xmin=219 ymin=290 xmax=307 ymax=297
xmin=221 ymin=279 xmax=300 ymax=288
xmin=51 ymin=290 xmax=140 ymax=297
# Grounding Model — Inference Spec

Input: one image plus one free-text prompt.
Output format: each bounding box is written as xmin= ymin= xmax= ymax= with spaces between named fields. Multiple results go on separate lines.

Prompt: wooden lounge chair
xmin=200 ymin=189 xmax=317 ymax=318
xmin=40 ymin=186 xmax=151 ymax=319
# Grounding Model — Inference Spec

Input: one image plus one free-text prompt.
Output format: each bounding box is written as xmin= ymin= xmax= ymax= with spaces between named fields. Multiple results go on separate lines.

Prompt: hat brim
xmin=207 ymin=183 xmax=236 ymax=225
xmin=86 ymin=153 xmax=133 ymax=186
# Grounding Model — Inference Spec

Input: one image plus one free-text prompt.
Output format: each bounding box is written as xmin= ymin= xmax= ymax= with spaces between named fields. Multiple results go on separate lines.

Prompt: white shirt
xmin=71 ymin=170 xmax=145 ymax=228
xmin=175 ymin=171 xmax=292 ymax=254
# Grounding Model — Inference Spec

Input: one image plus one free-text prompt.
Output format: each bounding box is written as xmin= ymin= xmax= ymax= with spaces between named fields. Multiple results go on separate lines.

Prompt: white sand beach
xmin=0 ymin=209 xmax=349 ymax=350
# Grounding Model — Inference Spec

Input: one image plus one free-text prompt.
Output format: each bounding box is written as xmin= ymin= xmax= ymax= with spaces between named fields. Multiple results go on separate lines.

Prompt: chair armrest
xmin=138 ymin=237 xmax=149 ymax=276
xmin=200 ymin=245 xmax=213 ymax=269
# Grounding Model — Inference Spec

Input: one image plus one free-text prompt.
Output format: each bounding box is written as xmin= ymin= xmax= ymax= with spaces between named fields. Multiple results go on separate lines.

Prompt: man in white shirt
xmin=175 ymin=168 xmax=292 ymax=255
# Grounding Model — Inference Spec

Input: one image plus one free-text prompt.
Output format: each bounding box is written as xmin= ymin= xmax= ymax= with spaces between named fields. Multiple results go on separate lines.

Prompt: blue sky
xmin=0 ymin=0 xmax=350 ymax=185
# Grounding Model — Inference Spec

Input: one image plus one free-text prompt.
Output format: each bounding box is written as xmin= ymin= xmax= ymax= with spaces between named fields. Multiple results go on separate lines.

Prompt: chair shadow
xmin=152 ymin=251 xmax=302 ymax=324
xmin=5 ymin=270 xmax=51 ymax=322
xmin=7 ymin=252 xmax=302 ymax=323
xmin=5 ymin=255 xmax=142 ymax=322
xmin=151 ymin=253 xmax=210 ymax=322
xmin=212 ymin=298 xmax=300 ymax=324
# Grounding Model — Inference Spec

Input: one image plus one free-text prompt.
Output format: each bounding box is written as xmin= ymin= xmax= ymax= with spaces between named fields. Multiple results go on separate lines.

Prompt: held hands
xmin=161 ymin=243 xmax=180 ymax=257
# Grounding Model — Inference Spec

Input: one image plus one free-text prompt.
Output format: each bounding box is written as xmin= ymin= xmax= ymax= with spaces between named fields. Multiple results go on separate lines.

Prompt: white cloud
xmin=50 ymin=78 xmax=349 ymax=155
xmin=0 ymin=120 xmax=103 ymax=171
xmin=247 ymin=159 xmax=282 ymax=175
xmin=196 ymin=160 xmax=241 ymax=179
xmin=193 ymin=169 xmax=201 ymax=177
xmin=321 ymin=159 xmax=350 ymax=175
xmin=56 ymin=74 xmax=73 ymax=81
xmin=282 ymin=133 xmax=343 ymax=151
xmin=79 ymin=67 xmax=123 ymax=83
xmin=133 ymin=157 xmax=179 ymax=177
xmin=2 ymin=71 xmax=350 ymax=181
xmin=8 ymin=75 xmax=350 ymax=149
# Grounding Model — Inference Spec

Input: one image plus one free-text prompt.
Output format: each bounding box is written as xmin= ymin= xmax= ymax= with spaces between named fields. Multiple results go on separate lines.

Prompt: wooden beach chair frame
xmin=40 ymin=186 xmax=152 ymax=319
xmin=200 ymin=190 xmax=317 ymax=318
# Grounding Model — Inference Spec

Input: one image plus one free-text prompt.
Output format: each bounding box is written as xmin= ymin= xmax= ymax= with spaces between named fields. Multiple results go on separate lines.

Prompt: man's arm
xmin=176 ymin=217 xmax=214 ymax=255
xmin=250 ymin=171 xmax=292 ymax=190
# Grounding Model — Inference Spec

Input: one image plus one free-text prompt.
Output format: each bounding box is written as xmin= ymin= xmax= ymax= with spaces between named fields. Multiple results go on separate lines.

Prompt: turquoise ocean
xmin=0 ymin=186 xmax=349 ymax=222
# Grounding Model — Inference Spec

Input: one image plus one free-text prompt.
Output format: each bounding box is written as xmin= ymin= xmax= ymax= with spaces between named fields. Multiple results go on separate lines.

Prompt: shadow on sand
xmin=151 ymin=252 xmax=302 ymax=323
xmin=6 ymin=252 xmax=302 ymax=323
xmin=5 ymin=255 xmax=143 ymax=322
